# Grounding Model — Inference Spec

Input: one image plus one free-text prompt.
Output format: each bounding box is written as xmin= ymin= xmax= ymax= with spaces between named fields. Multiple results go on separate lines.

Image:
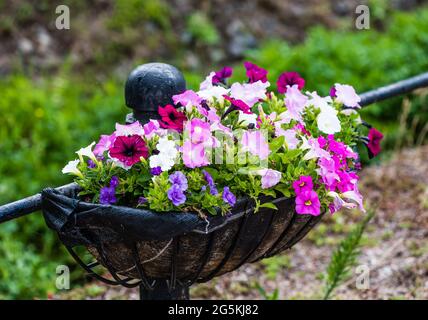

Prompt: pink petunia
xmin=94 ymin=133 xmax=116 ymax=157
xmin=230 ymin=81 xmax=269 ymax=108
xmin=173 ymin=90 xmax=203 ymax=108
xmin=185 ymin=118 xmax=212 ymax=144
xmin=295 ymin=190 xmax=321 ymax=216
xmin=181 ymin=140 xmax=210 ymax=168
xmin=334 ymin=84 xmax=361 ymax=108
xmin=292 ymin=175 xmax=314 ymax=195
xmin=241 ymin=130 xmax=270 ymax=160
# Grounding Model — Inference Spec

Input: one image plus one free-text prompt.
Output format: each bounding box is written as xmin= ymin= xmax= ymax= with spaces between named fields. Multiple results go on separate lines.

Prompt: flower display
xmin=63 ymin=62 xmax=381 ymax=217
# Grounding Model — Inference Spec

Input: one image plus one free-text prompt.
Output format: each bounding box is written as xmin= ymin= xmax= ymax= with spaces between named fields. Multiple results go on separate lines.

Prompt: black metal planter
xmin=41 ymin=187 xmax=323 ymax=300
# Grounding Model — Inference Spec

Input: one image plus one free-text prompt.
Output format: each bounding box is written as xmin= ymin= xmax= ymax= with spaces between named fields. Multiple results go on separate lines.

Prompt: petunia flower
xmin=150 ymin=166 xmax=162 ymax=175
xmin=282 ymin=84 xmax=308 ymax=123
xmin=158 ymin=105 xmax=187 ymax=132
xmin=212 ymin=66 xmax=233 ymax=84
xmin=334 ymin=84 xmax=361 ymax=108
xmin=238 ymin=111 xmax=258 ymax=126
xmin=292 ymin=175 xmax=314 ymax=195
xmin=244 ymin=61 xmax=268 ymax=83
xmin=173 ymin=90 xmax=203 ymax=112
xmin=94 ymin=134 xmax=116 ymax=157
xmin=295 ymin=190 xmax=321 ymax=216
xmin=143 ymin=120 xmax=162 ymax=139
xmin=277 ymin=71 xmax=305 ymax=94
xmin=169 ymin=171 xmax=188 ymax=191
xmin=62 ymin=159 xmax=83 ymax=178
xmin=222 ymin=186 xmax=236 ymax=206
xmin=317 ymin=111 xmax=341 ymax=134
xmin=76 ymin=142 xmax=97 ymax=163
xmin=109 ymin=135 xmax=149 ymax=168
xmin=202 ymin=170 xmax=218 ymax=195
xmin=258 ymin=169 xmax=282 ymax=189
xmin=300 ymin=136 xmax=331 ymax=161
xmin=223 ymin=95 xmax=252 ymax=115
xmin=230 ymin=81 xmax=269 ymax=108
xmin=274 ymin=126 xmax=299 ymax=150
xmin=329 ymin=86 xmax=337 ymax=98
xmin=367 ymin=127 xmax=383 ymax=157
xmin=149 ymin=154 xmax=175 ymax=172
xmin=115 ymin=121 xmax=144 ymax=136
xmin=185 ymin=118 xmax=212 ymax=144
xmin=99 ymin=185 xmax=117 ymax=205
xmin=241 ymin=130 xmax=270 ymax=160
xmin=181 ymin=140 xmax=210 ymax=168
xmin=167 ymin=184 xmax=186 ymax=206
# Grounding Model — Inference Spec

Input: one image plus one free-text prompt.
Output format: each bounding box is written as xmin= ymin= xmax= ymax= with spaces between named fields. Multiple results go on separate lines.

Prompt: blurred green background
xmin=1 ymin=0 xmax=428 ymax=299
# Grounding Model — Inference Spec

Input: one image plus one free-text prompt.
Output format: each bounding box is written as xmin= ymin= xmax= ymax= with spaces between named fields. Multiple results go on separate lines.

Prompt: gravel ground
xmin=57 ymin=146 xmax=428 ymax=300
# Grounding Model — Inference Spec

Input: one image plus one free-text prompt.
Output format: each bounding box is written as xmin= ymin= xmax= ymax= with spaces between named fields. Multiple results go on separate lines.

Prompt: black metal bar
xmin=0 ymin=183 xmax=78 ymax=223
xmin=359 ymin=72 xmax=428 ymax=107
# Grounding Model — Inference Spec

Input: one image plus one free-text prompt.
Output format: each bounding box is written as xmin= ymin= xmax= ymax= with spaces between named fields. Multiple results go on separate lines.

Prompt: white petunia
xmin=149 ymin=154 xmax=176 ymax=172
xmin=306 ymin=91 xmax=334 ymax=113
xmin=198 ymin=86 xmax=229 ymax=102
xmin=199 ymin=72 xmax=216 ymax=90
xmin=334 ymin=84 xmax=361 ymax=108
xmin=317 ymin=111 xmax=341 ymax=134
xmin=76 ymin=142 xmax=97 ymax=163
xmin=157 ymin=137 xmax=178 ymax=155
xmin=62 ymin=159 xmax=83 ymax=177
xmin=238 ymin=111 xmax=257 ymax=126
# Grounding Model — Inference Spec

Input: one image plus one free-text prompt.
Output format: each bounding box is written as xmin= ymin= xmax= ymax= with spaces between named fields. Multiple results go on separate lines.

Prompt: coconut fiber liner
xmin=41 ymin=187 xmax=323 ymax=284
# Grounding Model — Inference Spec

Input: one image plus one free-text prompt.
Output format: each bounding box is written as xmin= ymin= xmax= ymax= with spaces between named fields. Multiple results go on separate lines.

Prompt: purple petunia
xmin=150 ymin=166 xmax=162 ymax=176
xmin=138 ymin=196 xmax=147 ymax=205
xmin=110 ymin=176 xmax=119 ymax=188
xmin=169 ymin=171 xmax=188 ymax=191
xmin=202 ymin=170 xmax=218 ymax=195
xmin=100 ymin=186 xmax=117 ymax=205
xmin=87 ymin=159 xmax=96 ymax=169
xmin=222 ymin=187 xmax=236 ymax=206
xmin=167 ymin=184 xmax=186 ymax=206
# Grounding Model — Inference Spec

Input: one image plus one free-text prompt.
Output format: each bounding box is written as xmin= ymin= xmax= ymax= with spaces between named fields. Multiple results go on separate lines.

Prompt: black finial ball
xmin=125 ymin=63 xmax=186 ymax=124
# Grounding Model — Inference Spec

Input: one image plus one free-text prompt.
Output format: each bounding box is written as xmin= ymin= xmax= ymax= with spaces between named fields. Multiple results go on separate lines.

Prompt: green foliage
xmin=322 ymin=210 xmax=375 ymax=300
xmin=260 ymin=255 xmax=291 ymax=280
xmin=186 ymin=12 xmax=220 ymax=46
xmin=255 ymin=282 xmax=279 ymax=300
xmin=108 ymin=0 xmax=171 ymax=30
xmin=0 ymin=74 xmax=125 ymax=298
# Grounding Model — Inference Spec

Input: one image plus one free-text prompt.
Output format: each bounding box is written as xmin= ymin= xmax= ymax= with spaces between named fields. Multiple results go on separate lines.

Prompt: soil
xmin=56 ymin=145 xmax=428 ymax=300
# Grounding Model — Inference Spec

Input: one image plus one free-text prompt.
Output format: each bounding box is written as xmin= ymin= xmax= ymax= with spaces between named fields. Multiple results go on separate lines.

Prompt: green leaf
xmin=269 ymin=136 xmax=285 ymax=153
xmin=259 ymin=202 xmax=278 ymax=210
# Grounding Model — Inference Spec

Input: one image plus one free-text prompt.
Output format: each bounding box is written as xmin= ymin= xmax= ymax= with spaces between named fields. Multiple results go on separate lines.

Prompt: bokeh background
xmin=0 ymin=0 xmax=427 ymax=299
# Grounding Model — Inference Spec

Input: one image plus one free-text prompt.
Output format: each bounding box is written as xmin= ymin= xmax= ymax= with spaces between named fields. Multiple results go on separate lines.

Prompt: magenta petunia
xmin=244 ymin=61 xmax=268 ymax=83
xmin=295 ymin=190 xmax=321 ymax=216
xmin=109 ymin=135 xmax=149 ymax=167
xmin=277 ymin=71 xmax=305 ymax=94
xmin=292 ymin=176 xmax=314 ymax=195
xmin=223 ymin=95 xmax=252 ymax=114
xmin=158 ymin=105 xmax=187 ymax=132
xmin=213 ymin=66 xmax=233 ymax=84
xmin=367 ymin=127 xmax=383 ymax=157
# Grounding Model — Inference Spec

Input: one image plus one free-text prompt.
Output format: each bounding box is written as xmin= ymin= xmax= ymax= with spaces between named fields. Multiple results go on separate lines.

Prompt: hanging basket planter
xmin=42 ymin=62 xmax=381 ymax=299
xmin=42 ymin=188 xmax=323 ymax=286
